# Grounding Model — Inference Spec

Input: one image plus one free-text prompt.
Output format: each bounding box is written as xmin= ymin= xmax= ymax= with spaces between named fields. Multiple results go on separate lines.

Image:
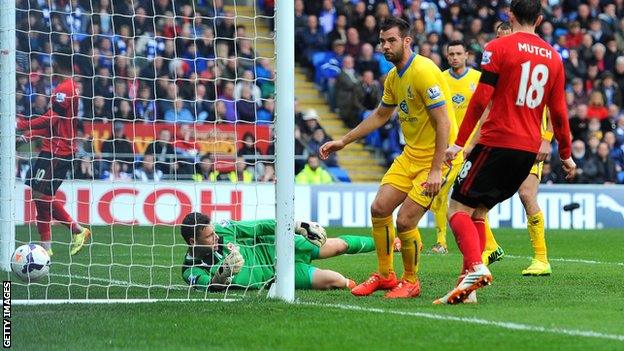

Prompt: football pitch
xmin=8 ymin=225 xmax=624 ymax=350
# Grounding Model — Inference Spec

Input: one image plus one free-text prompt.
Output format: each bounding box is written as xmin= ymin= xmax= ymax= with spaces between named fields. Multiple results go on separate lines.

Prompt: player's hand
xmin=319 ymin=139 xmax=346 ymax=160
xmin=561 ymin=158 xmax=577 ymax=181
xmin=295 ymin=221 xmax=327 ymax=247
xmin=222 ymin=244 xmax=245 ymax=275
xmin=424 ymin=168 xmax=443 ymax=197
xmin=536 ymin=140 xmax=552 ymax=162
xmin=445 ymin=144 xmax=462 ymax=162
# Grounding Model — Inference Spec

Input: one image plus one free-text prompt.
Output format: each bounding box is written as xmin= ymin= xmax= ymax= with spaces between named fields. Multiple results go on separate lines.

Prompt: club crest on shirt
xmin=452 ymin=93 xmax=465 ymax=105
xmin=481 ymin=51 xmax=492 ymax=65
xmin=406 ymin=86 xmax=415 ymax=99
xmin=55 ymin=92 xmax=66 ymax=102
xmin=427 ymin=85 xmax=441 ymax=100
xmin=399 ymin=100 xmax=409 ymax=114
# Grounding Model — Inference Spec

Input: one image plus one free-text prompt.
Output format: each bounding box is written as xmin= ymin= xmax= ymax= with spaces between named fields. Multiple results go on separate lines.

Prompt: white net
xmin=9 ymin=0 xmax=279 ymax=301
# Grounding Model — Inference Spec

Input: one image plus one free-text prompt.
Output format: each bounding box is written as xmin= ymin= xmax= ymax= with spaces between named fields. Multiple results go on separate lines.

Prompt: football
xmin=11 ymin=243 xmax=51 ymax=282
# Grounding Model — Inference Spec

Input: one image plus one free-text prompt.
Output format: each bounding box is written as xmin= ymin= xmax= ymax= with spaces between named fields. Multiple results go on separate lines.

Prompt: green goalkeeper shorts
xmin=294 ymin=235 xmax=320 ymax=289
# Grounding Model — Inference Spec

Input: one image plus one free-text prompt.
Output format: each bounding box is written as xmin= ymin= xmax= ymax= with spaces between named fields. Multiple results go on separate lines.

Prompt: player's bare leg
xmin=351 ymin=185 xmax=404 ymax=296
xmin=383 ymin=197 xmax=425 ymax=298
xmin=31 ymin=190 xmax=90 ymax=256
xmin=518 ymin=174 xmax=551 ymax=276
xmin=312 ymin=269 xmax=355 ymax=290
xmin=434 ymin=200 xmax=492 ymax=305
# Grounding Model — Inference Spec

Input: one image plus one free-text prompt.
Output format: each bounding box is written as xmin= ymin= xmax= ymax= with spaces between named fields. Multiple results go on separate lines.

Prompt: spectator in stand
xmin=134 ymin=154 xmax=164 ymax=181
xmin=295 ymin=125 xmax=309 ymax=174
xmin=164 ymin=98 xmax=194 ymax=123
xmin=101 ymin=121 xmax=134 ymax=173
xmin=74 ymin=156 xmax=97 ymax=180
xmin=260 ymin=163 xmax=276 ymax=182
xmin=335 ymin=55 xmax=363 ymax=128
xmin=327 ymin=14 xmax=347 ymax=50
xmin=236 ymin=85 xmax=257 ymax=122
xmin=308 ymin=127 xmax=337 ymax=167
xmin=359 ymin=15 xmax=378 ymax=47
xmin=345 ymin=28 xmax=362 ymax=58
xmin=571 ymin=139 xmax=599 ymax=184
xmin=614 ymin=116 xmax=624 ymax=147
xmin=234 ymin=70 xmax=262 ymax=107
xmin=145 ymin=129 xmax=176 ymax=175
xmin=564 ymin=50 xmax=587 ymax=83
xmin=229 ymin=157 xmax=254 ymax=184
xmin=318 ymin=0 xmax=336 ymax=35
xmin=598 ymin=72 xmax=623 ymax=107
xmin=298 ymin=15 xmax=326 ymax=70
xmin=192 ymin=83 xmax=215 ymax=122
xmin=295 ymin=154 xmax=333 ymax=185
xmin=135 ymin=85 xmax=157 ymax=121
xmin=101 ymin=160 xmax=132 ymax=182
xmin=300 ymin=108 xmax=325 ymax=140
xmin=355 ymin=43 xmax=380 ymax=79
xmin=192 ymin=153 xmax=216 ymax=182
xmin=257 ymin=99 xmax=275 ymax=124
xmin=238 ymin=132 xmax=260 ymax=158
xmin=360 ymin=70 xmax=382 ymax=112
xmin=115 ymin=99 xmax=135 ymax=121
xmin=294 ymin=0 xmax=308 ymax=39
xmin=587 ymin=91 xmax=609 ymax=121
xmin=218 ymin=81 xmax=236 ymax=121
xmin=540 ymin=161 xmax=560 ymax=184
xmin=173 ymin=124 xmax=200 ymax=174
xmin=596 ymin=142 xmax=618 ymax=184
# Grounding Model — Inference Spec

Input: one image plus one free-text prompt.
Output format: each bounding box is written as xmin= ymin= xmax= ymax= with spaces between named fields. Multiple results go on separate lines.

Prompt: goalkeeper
xmin=180 ymin=212 xmax=375 ymax=290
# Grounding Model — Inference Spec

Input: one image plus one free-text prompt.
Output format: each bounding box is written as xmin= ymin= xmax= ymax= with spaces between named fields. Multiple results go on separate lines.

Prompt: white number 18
xmin=516 ymin=61 xmax=549 ymax=108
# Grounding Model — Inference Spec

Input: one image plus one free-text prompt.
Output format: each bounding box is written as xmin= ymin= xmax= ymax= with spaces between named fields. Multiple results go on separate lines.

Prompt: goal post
xmin=272 ymin=0 xmax=296 ymax=302
xmin=0 ymin=0 xmax=16 ymax=272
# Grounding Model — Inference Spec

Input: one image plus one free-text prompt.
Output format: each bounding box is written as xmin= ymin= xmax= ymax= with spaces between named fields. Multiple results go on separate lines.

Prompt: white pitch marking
xmin=505 ymin=254 xmax=624 ymax=266
xmin=301 ymin=302 xmax=624 ymax=342
xmin=13 ymin=298 xmax=238 ymax=305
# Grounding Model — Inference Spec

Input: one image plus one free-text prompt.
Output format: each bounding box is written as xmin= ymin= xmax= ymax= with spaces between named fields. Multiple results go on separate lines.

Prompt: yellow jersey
xmin=381 ymin=54 xmax=458 ymax=161
xmin=442 ymin=67 xmax=481 ymax=126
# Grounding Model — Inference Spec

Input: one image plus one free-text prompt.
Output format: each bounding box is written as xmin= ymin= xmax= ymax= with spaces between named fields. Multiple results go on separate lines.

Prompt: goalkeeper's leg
xmin=294 ymin=262 xmax=355 ymax=290
xmin=316 ymin=236 xmax=375 ymax=259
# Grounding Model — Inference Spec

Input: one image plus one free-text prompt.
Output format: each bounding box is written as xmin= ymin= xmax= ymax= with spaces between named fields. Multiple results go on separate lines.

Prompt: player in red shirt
xmin=435 ymin=0 xmax=576 ymax=304
xmin=17 ymin=53 xmax=91 ymax=256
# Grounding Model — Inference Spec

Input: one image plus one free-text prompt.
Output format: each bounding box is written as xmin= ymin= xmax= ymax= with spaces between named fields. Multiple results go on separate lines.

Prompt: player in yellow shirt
xmin=320 ymin=17 xmax=461 ymax=298
xmin=430 ymin=40 xmax=482 ymax=255
xmin=464 ymin=22 xmax=553 ymax=276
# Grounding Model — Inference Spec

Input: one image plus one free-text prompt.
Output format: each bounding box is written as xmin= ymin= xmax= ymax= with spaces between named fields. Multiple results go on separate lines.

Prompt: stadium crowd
xmin=15 ymin=0 xmax=338 ymax=183
xmin=294 ymin=0 xmax=624 ymax=184
xmin=13 ymin=0 xmax=624 ymax=184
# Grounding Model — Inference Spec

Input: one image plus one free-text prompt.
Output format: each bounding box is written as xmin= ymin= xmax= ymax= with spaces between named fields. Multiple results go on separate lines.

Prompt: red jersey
xmin=456 ymin=32 xmax=572 ymax=160
xmin=17 ymin=79 xmax=80 ymax=156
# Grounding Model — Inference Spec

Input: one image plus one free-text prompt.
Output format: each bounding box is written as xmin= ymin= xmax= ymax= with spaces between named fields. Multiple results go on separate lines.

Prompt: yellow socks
xmin=484 ymin=216 xmax=499 ymax=252
xmin=433 ymin=208 xmax=447 ymax=247
xmin=372 ymin=216 xmax=395 ymax=277
xmin=527 ymin=211 xmax=548 ymax=263
xmin=397 ymin=227 xmax=422 ymax=284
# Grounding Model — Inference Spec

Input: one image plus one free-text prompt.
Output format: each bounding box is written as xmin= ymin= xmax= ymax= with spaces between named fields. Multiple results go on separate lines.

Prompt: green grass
xmin=8 ymin=226 xmax=624 ymax=350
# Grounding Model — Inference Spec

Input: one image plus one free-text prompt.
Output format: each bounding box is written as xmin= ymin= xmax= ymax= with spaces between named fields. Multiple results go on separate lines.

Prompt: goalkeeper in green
xmin=180 ymin=212 xmax=375 ymax=290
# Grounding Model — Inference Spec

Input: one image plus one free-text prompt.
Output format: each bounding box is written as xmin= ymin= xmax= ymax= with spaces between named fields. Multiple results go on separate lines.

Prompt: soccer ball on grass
xmin=11 ymin=243 xmax=50 ymax=282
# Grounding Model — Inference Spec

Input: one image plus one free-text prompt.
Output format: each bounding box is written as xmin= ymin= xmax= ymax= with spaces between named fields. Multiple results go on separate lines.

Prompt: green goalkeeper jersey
xmin=182 ymin=219 xmax=279 ymax=290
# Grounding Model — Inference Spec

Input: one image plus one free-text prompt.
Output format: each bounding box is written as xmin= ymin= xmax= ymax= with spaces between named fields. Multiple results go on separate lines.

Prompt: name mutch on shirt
xmin=517 ymin=42 xmax=552 ymax=59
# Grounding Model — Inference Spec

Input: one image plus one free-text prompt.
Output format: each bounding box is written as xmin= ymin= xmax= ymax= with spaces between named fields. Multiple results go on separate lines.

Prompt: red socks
xmin=449 ymin=211 xmax=483 ymax=272
xmin=51 ymin=199 xmax=81 ymax=234
xmin=34 ymin=198 xmax=52 ymax=242
xmin=34 ymin=194 xmax=81 ymax=242
xmin=473 ymin=219 xmax=486 ymax=254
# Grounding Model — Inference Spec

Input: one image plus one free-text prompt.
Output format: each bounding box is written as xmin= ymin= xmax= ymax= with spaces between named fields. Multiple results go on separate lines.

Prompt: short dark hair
xmin=380 ymin=17 xmax=411 ymax=38
xmin=496 ymin=21 xmax=512 ymax=32
xmin=510 ymin=0 xmax=542 ymax=26
xmin=180 ymin=212 xmax=211 ymax=245
xmin=447 ymin=40 xmax=466 ymax=50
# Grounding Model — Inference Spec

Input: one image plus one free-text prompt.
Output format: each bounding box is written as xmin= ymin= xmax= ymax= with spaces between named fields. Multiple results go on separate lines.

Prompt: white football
xmin=11 ymin=243 xmax=50 ymax=282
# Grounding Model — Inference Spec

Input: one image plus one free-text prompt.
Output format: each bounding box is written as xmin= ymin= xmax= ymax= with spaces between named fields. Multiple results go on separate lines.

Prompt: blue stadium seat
xmin=327 ymin=167 xmax=351 ymax=183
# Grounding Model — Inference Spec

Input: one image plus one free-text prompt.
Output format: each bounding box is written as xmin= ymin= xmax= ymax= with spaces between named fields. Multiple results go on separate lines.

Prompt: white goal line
xmin=301 ymin=302 xmax=624 ymax=342
xmin=13 ymin=298 xmax=239 ymax=305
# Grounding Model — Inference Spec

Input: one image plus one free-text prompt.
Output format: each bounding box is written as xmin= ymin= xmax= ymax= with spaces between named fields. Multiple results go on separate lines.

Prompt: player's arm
xmin=16 ymin=110 xmax=56 ymax=131
xmin=463 ymin=102 xmax=491 ymax=158
xmin=546 ymin=65 xmax=575 ymax=179
xmin=536 ymin=109 xmax=554 ymax=162
xmin=320 ymin=75 xmax=397 ymax=159
xmin=229 ymin=219 xmax=277 ymax=239
xmin=426 ymin=104 xmax=450 ymax=196
xmin=319 ymin=104 xmax=394 ymax=159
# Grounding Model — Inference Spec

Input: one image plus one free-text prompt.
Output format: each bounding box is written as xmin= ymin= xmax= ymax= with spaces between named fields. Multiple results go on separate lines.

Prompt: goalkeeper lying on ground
xmin=180 ymin=212 xmax=375 ymax=290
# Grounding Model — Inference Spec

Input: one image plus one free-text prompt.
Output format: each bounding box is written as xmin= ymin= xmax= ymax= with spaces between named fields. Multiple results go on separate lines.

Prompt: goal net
xmin=3 ymin=0 xmax=296 ymax=303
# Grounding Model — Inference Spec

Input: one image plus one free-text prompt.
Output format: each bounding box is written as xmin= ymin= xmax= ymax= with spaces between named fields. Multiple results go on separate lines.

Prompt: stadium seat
xmin=327 ymin=166 xmax=351 ymax=183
